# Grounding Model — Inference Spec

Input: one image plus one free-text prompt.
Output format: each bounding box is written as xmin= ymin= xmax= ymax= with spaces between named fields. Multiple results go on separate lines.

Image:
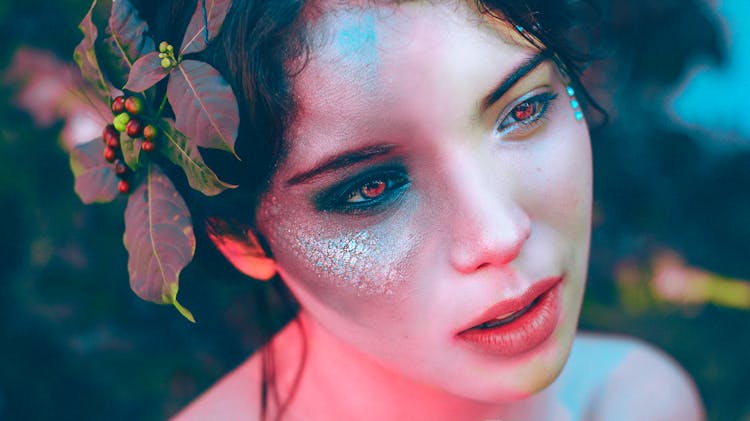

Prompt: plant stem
xmin=155 ymin=93 xmax=169 ymax=120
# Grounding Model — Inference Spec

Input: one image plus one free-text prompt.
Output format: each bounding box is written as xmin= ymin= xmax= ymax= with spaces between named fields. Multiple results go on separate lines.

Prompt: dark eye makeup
xmin=495 ymin=91 xmax=558 ymax=137
xmin=314 ymin=163 xmax=411 ymax=214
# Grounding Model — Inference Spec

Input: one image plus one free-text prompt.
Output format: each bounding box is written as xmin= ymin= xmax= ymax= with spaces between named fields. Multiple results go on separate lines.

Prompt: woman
xmin=124 ymin=0 xmax=704 ymax=419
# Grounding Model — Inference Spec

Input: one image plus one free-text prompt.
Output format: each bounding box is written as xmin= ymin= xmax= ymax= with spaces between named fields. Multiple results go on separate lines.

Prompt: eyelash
xmin=315 ymin=166 xmax=411 ymax=214
xmin=495 ymin=91 xmax=558 ymax=136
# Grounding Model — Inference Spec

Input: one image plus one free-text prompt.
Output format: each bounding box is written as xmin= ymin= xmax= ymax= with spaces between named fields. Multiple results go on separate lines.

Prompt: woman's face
xmin=255 ymin=0 xmax=592 ymax=401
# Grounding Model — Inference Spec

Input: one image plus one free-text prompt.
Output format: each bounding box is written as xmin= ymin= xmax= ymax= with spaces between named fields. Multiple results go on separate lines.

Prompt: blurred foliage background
xmin=1 ymin=0 xmax=748 ymax=419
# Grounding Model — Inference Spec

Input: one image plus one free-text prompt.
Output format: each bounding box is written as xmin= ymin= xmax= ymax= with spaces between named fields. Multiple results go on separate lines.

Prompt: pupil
xmin=361 ymin=180 xmax=386 ymax=198
xmin=513 ymin=102 xmax=534 ymax=120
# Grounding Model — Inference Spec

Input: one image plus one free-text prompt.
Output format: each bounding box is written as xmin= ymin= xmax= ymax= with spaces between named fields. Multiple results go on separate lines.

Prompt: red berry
xmin=117 ymin=179 xmax=131 ymax=194
xmin=106 ymin=136 xmax=120 ymax=149
xmin=141 ymin=140 xmax=156 ymax=152
xmin=111 ymin=96 xmax=125 ymax=114
xmin=114 ymin=159 xmax=129 ymax=176
xmin=103 ymin=146 xmax=117 ymax=163
xmin=103 ymin=124 xmax=119 ymax=148
xmin=126 ymin=119 xmax=143 ymax=137
xmin=124 ymin=96 xmax=145 ymax=115
xmin=142 ymin=124 xmax=158 ymax=141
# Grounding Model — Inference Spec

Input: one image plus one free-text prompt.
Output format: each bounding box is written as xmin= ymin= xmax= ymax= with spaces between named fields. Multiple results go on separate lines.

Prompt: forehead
xmin=282 ymin=0 xmax=531 ymax=171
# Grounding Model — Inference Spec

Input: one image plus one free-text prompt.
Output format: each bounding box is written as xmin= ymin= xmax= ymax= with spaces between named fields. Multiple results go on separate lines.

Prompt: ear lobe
xmin=206 ymin=218 xmax=277 ymax=281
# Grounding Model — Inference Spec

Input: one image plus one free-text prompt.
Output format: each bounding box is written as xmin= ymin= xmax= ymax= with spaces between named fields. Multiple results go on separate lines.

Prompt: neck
xmin=265 ymin=311 xmax=554 ymax=420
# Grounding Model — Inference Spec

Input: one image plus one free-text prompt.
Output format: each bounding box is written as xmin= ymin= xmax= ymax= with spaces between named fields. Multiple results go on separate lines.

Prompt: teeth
xmin=494 ymin=312 xmax=515 ymax=320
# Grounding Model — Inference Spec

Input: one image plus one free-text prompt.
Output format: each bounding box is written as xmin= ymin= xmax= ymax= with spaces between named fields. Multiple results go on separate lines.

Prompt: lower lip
xmin=457 ymin=279 xmax=562 ymax=357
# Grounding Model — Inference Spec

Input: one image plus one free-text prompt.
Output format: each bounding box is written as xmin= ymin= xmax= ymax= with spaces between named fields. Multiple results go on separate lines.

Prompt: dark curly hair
xmin=133 ymin=0 xmax=602 ymax=418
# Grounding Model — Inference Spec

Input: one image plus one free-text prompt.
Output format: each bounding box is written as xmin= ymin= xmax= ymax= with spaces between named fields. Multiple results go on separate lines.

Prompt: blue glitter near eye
xmin=575 ymin=111 xmax=584 ymax=121
xmin=566 ymin=86 xmax=575 ymax=97
xmin=515 ymin=25 xmax=525 ymax=33
xmin=571 ymin=99 xmax=579 ymax=109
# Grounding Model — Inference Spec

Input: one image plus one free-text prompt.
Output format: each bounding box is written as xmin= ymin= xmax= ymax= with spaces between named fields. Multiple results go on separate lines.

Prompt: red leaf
xmin=72 ymin=0 xmax=110 ymax=100
xmin=123 ymin=52 xmax=169 ymax=92
xmin=159 ymin=119 xmax=237 ymax=196
xmin=124 ymin=163 xmax=196 ymax=322
xmin=180 ymin=0 xmax=232 ymax=55
xmin=167 ymin=60 xmax=239 ymax=156
xmin=69 ymin=138 xmax=119 ymax=204
xmin=104 ymin=0 xmax=155 ymax=87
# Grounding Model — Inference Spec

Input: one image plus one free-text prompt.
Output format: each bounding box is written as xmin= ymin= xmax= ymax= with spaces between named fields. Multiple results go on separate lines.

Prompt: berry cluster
xmin=158 ymin=41 xmax=177 ymax=69
xmin=103 ymin=94 xmax=160 ymax=194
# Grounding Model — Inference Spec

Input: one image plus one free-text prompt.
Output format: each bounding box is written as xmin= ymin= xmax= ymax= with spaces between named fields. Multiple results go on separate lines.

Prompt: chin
xmin=444 ymin=316 xmax=578 ymax=404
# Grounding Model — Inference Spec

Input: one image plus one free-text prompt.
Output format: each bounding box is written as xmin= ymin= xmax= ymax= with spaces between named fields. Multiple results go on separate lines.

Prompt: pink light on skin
xmin=251 ymin=1 xmax=592 ymax=418
xmin=180 ymin=2 xmax=705 ymax=420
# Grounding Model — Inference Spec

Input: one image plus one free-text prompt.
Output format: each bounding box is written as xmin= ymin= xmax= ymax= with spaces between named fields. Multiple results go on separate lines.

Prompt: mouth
xmin=471 ymin=294 xmax=544 ymax=330
xmin=456 ymin=276 xmax=564 ymax=356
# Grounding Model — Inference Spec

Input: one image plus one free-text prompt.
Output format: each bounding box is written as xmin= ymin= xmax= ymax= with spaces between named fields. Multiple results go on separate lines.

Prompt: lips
xmin=459 ymin=276 xmax=562 ymax=333
xmin=456 ymin=275 xmax=564 ymax=356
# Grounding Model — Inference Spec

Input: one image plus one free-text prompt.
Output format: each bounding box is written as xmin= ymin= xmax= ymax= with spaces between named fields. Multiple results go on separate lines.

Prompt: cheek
xmin=525 ymin=116 xmax=593 ymax=238
xmin=257 ymin=195 xmax=425 ymax=322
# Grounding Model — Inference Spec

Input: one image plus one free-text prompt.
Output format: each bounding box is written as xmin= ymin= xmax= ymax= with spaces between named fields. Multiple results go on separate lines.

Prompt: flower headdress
xmin=70 ymin=0 xmax=255 ymax=322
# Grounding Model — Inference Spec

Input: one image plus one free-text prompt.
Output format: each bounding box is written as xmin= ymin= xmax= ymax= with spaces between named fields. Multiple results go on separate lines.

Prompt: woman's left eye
xmin=495 ymin=92 xmax=558 ymax=135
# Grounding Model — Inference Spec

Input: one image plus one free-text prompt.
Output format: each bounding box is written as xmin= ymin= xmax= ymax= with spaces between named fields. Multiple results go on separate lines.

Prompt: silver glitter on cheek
xmin=292 ymin=228 xmax=400 ymax=296
xmin=258 ymin=192 xmax=422 ymax=298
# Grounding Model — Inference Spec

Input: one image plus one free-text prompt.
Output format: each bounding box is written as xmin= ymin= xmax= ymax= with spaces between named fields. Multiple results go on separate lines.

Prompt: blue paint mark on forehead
xmin=334 ymin=11 xmax=379 ymax=67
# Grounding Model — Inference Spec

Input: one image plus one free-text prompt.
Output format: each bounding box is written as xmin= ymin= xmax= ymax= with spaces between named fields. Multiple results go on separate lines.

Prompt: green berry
xmin=166 ymin=44 xmax=173 ymax=53
xmin=159 ymin=41 xmax=168 ymax=53
xmin=115 ymin=112 xmax=130 ymax=124
xmin=115 ymin=112 xmax=130 ymax=123
xmin=113 ymin=112 xmax=130 ymax=132
xmin=124 ymin=96 xmax=145 ymax=115
xmin=158 ymin=52 xmax=166 ymax=59
xmin=161 ymin=58 xmax=172 ymax=69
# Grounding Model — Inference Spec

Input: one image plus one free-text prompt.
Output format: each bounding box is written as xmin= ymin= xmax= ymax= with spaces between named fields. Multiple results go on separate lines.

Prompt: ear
xmin=205 ymin=218 xmax=277 ymax=281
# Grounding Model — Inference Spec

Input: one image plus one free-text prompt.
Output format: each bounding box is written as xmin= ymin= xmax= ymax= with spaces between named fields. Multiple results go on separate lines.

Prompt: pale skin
xmin=176 ymin=1 xmax=704 ymax=419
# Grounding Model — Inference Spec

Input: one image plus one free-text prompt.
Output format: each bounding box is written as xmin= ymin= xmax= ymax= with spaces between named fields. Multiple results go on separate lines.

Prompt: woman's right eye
xmin=315 ymin=168 xmax=411 ymax=214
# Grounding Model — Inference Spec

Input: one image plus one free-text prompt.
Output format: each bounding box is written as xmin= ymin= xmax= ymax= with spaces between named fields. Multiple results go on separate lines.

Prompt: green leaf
xmin=120 ymin=133 xmax=142 ymax=171
xmin=70 ymin=138 xmax=119 ymax=204
xmin=180 ymin=0 xmax=232 ymax=55
xmin=123 ymin=163 xmax=196 ymax=322
xmin=123 ymin=52 xmax=170 ymax=92
xmin=73 ymin=0 xmax=111 ymax=100
xmin=103 ymin=0 xmax=155 ymax=88
xmin=167 ymin=60 xmax=239 ymax=156
xmin=159 ymin=119 xmax=236 ymax=196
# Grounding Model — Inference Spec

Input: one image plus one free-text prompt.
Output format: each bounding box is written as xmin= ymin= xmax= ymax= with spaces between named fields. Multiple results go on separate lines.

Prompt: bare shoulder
xmin=578 ymin=332 xmax=705 ymax=421
xmin=170 ymin=352 xmax=263 ymax=421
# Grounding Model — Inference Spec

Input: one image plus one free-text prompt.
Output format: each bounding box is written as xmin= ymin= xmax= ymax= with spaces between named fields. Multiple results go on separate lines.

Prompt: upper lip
xmin=457 ymin=275 xmax=563 ymax=334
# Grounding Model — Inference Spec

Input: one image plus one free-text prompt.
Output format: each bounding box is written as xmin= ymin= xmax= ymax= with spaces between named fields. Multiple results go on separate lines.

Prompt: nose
xmin=446 ymin=166 xmax=532 ymax=274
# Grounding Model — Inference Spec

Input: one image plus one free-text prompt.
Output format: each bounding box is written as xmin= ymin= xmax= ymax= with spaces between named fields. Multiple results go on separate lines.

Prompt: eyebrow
xmin=480 ymin=50 xmax=551 ymax=111
xmin=285 ymin=144 xmax=397 ymax=186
